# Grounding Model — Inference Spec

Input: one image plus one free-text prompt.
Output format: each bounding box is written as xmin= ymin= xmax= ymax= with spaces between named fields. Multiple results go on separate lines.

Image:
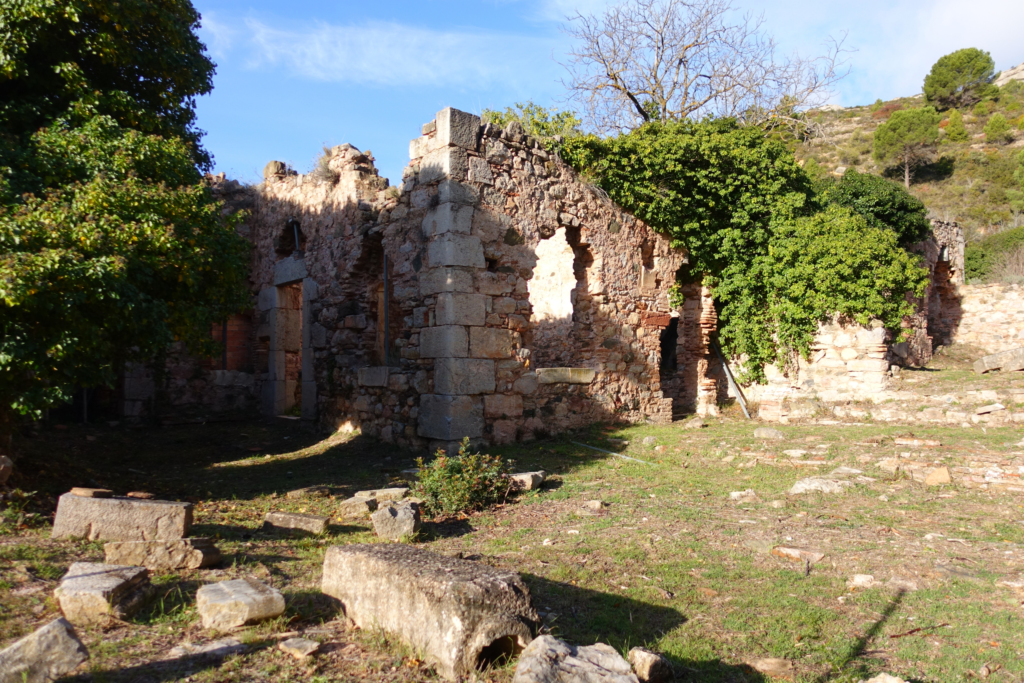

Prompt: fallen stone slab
xmin=512 ymin=635 xmax=637 ymax=683
xmin=893 ymin=438 xmax=941 ymax=448
xmin=973 ymin=346 xmax=1024 ymax=374
xmin=976 ymin=403 xmax=1005 ymax=415
xmin=681 ymin=416 xmax=705 ymax=430
xmin=286 ymin=486 xmax=330 ymax=499
xmin=729 ymin=489 xmax=758 ymax=503
xmin=51 ymin=492 xmax=193 ymax=541
xmin=104 ymin=538 xmax=221 ymax=571
xmin=847 ymin=574 xmax=882 ymax=590
xmin=69 ymin=487 xmax=112 ymax=498
xmin=772 ymin=547 xmax=826 ymax=565
xmin=627 ymin=647 xmax=672 ymax=683
xmin=196 ymin=578 xmax=285 ymax=630
xmin=754 ymin=428 xmax=784 ymax=441
xmin=322 ymin=543 xmax=538 ymax=679
xmin=789 ymin=477 xmax=853 ymax=495
xmin=371 ymin=501 xmax=421 ymax=540
xmin=0 ymin=618 xmax=89 ymax=683
xmin=167 ymin=638 xmax=246 ymax=660
xmin=55 ymin=563 xmax=153 ymax=627
xmin=279 ymin=637 xmax=319 ymax=659
xmin=746 ymin=658 xmax=795 ymax=680
xmin=354 ymin=487 xmax=409 ymax=501
xmin=337 ymin=496 xmax=377 ymax=519
xmin=126 ymin=491 xmax=155 ymax=499
xmin=924 ymin=467 xmax=952 ymax=486
xmin=263 ymin=511 xmax=329 ymax=535
xmin=510 ymin=471 xmax=546 ymax=491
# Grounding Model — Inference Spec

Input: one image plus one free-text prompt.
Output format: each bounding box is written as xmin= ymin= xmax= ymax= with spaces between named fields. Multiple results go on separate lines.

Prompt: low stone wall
xmin=949 ymin=284 xmax=1024 ymax=354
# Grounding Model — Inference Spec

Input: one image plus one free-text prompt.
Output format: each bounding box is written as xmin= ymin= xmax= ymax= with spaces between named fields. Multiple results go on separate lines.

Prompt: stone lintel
xmin=536 ymin=368 xmax=597 ymax=385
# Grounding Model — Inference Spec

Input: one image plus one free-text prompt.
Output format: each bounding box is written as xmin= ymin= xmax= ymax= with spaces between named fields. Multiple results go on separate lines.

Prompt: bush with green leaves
xmin=984 ymin=113 xmax=1013 ymax=143
xmin=412 ymin=439 xmax=514 ymax=517
xmin=819 ymin=169 xmax=931 ymax=245
xmin=944 ymin=109 xmax=970 ymax=143
xmin=966 ymin=225 xmax=1024 ymax=282
xmin=923 ymin=48 xmax=997 ymax=110
xmin=872 ymin=107 xmax=941 ymax=187
xmin=482 ymin=102 xmax=583 ymax=145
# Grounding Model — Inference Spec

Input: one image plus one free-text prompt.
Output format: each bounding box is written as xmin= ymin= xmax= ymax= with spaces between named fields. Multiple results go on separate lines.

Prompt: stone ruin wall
xmin=947 ymin=284 xmax=1024 ymax=354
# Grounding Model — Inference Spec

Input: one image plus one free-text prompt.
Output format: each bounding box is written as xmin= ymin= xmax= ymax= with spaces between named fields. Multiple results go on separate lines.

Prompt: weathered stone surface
xmin=973 ymin=346 xmax=1024 ymax=374
xmin=419 ymin=267 xmax=474 ymax=295
xmin=51 ymin=493 xmax=193 ymax=541
xmin=273 ymin=255 xmax=307 ymax=286
xmin=418 ymin=395 xmax=484 ymax=440
xmin=263 ymin=511 xmax=329 ymax=535
xmin=279 ymin=637 xmax=319 ymax=659
xmin=69 ymin=487 xmax=112 ymax=498
xmin=337 ymin=496 xmax=378 ymax=518
xmin=353 ymin=487 xmax=409 ymax=501
xmin=0 ymin=618 xmax=88 ymax=683
xmin=435 ymin=107 xmax=481 ymax=151
xmin=263 ymin=160 xmax=286 ymax=180
xmin=536 ymin=368 xmax=596 ymax=385
xmin=286 ymin=486 xmax=330 ymax=499
xmin=428 ymin=233 xmax=485 ymax=269
xmin=512 ymin=635 xmax=638 ymax=683
xmin=976 ymin=403 xmax=1005 ymax=415
xmin=509 ymin=472 xmax=546 ymax=491
xmin=321 ymin=544 xmax=538 ymax=680
xmin=0 ymin=454 xmax=12 ymax=485
xmin=437 ymin=179 xmax=478 ymax=205
xmin=789 ymin=477 xmax=853 ymax=495
xmin=470 ymin=327 xmax=517 ymax=359
xmin=747 ymin=658 xmax=795 ymax=679
xmin=627 ymin=647 xmax=672 ymax=683
xmin=371 ymin=501 xmax=421 ymax=540
xmin=104 ymin=539 xmax=221 ymax=571
xmin=357 ymin=366 xmax=390 ymax=387
xmin=485 ymin=394 xmax=524 ymax=418
xmin=167 ymin=638 xmax=245 ymax=660
xmin=924 ymin=467 xmax=952 ymax=486
xmin=435 ymin=292 xmax=487 ymax=325
xmin=772 ymin=546 xmax=826 ymax=565
xmin=754 ymin=428 xmax=784 ymax=440
xmin=196 ymin=578 xmax=285 ymax=630
xmin=681 ymin=417 xmax=704 ymax=430
xmin=420 ymin=147 xmax=468 ymax=184
xmin=422 ymin=203 xmax=473 ymax=237
xmin=55 ymin=563 xmax=153 ymax=626
xmin=862 ymin=675 xmax=908 ymax=683
xmin=420 ymin=325 xmax=469 ymax=358
xmin=434 ymin=358 xmax=496 ymax=395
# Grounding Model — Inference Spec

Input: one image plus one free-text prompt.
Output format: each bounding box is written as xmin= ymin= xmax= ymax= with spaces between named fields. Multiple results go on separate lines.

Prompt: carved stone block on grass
xmin=196 ymin=578 xmax=285 ymax=630
xmin=512 ymin=635 xmax=638 ymax=683
xmin=55 ymin=563 xmax=153 ymax=627
xmin=262 ymin=511 xmax=329 ymax=535
xmin=337 ymin=496 xmax=377 ymax=519
xmin=104 ymin=538 xmax=221 ymax=571
xmin=0 ymin=618 xmax=89 ymax=683
xmin=509 ymin=472 xmax=546 ymax=492
xmin=321 ymin=544 xmax=538 ymax=679
xmin=51 ymin=492 xmax=193 ymax=541
xmin=371 ymin=501 xmax=421 ymax=540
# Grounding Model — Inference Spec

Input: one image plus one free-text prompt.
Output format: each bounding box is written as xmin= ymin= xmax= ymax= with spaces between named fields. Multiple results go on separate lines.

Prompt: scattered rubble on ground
xmin=196 ymin=578 xmax=286 ymax=630
xmin=54 ymin=563 xmax=153 ymax=626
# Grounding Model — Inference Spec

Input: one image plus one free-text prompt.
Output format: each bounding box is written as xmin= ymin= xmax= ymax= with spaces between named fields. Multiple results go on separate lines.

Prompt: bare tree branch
xmin=560 ymin=0 xmax=851 ymax=137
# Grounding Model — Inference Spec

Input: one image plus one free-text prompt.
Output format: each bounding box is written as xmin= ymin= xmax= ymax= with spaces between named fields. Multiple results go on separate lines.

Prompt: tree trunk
xmin=903 ymin=157 xmax=911 ymax=189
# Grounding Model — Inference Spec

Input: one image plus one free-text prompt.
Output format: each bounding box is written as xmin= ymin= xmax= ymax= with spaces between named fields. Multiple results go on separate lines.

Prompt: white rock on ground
xmin=754 ymin=428 xmax=784 ymax=440
xmin=642 ymin=437 xmax=657 ymax=446
xmin=354 ymin=487 xmax=409 ymax=501
xmin=510 ymin=471 xmax=546 ymax=491
xmin=627 ymin=647 xmax=672 ymax=683
xmin=512 ymin=635 xmax=639 ymax=683
xmin=371 ymin=501 xmax=421 ymax=540
xmin=54 ymin=563 xmax=153 ymax=627
xmin=847 ymin=574 xmax=882 ymax=590
xmin=279 ymin=637 xmax=320 ymax=659
xmin=0 ymin=618 xmax=89 ymax=683
xmin=729 ymin=489 xmax=757 ymax=502
xmin=861 ymin=675 xmax=908 ymax=683
xmin=262 ymin=511 xmax=329 ymax=535
xmin=167 ymin=638 xmax=246 ymax=660
xmin=337 ymin=496 xmax=377 ymax=518
xmin=789 ymin=477 xmax=853 ymax=495
xmin=104 ymin=538 xmax=221 ymax=571
xmin=196 ymin=578 xmax=285 ymax=630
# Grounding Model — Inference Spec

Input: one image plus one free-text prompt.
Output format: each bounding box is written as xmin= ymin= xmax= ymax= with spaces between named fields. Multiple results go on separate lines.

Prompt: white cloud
xmin=197 ymin=12 xmax=240 ymax=60
xmin=240 ymin=18 xmax=560 ymax=89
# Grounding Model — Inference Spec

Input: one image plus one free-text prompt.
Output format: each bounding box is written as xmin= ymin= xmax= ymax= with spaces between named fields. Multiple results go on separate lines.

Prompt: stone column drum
xmin=321 ymin=544 xmax=538 ymax=679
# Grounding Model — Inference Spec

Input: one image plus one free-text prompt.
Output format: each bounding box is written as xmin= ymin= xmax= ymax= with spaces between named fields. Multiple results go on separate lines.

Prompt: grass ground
xmin=2 ymin=403 xmax=1023 ymax=683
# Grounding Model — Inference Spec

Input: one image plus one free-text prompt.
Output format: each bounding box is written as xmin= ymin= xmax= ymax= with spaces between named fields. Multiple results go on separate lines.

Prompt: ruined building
xmin=124 ymin=106 xmax=981 ymax=438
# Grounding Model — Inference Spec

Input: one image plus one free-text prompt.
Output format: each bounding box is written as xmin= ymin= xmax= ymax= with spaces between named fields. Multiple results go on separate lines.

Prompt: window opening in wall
xmin=274 ymin=218 xmax=306 ymax=256
xmin=660 ymin=317 xmax=679 ymax=371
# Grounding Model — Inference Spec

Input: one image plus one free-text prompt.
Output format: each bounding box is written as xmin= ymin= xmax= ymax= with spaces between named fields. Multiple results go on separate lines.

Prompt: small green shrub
xmin=413 ymin=439 xmax=514 ymax=517
xmin=973 ymin=101 xmax=990 ymax=117
xmin=944 ymin=109 xmax=970 ymax=142
xmin=984 ymin=113 xmax=1013 ymax=143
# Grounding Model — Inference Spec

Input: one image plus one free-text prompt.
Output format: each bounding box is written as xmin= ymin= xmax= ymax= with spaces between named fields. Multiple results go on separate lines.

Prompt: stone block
xmin=422 ymin=203 xmax=473 ymax=237
xmin=535 ymin=368 xmax=597 ymax=385
xmin=513 ymin=372 xmax=539 ymax=394
xmin=436 ymin=292 xmax=487 ymax=326
xmin=419 ymin=267 xmax=474 ymax=295
xmin=55 ymin=563 xmax=153 ymax=627
xmin=420 ymin=325 xmax=469 ymax=358
xmin=470 ymin=327 xmax=517 ymax=359
xmin=418 ymin=395 xmax=484 ymax=440
xmin=51 ymin=493 xmax=193 ymax=541
xmin=345 ymin=314 xmax=368 ymax=329
xmin=512 ymin=636 xmax=636 ymax=683
xmin=257 ymin=287 xmax=280 ymax=311
xmin=428 ymin=233 xmax=485 ymax=269
xmin=0 ymin=618 xmax=89 ymax=683
xmin=435 ymin=107 xmax=481 ymax=151
xmin=846 ymin=359 xmax=889 ymax=372
xmin=419 ymin=147 xmax=468 ymax=184
xmin=104 ymin=539 xmax=221 ymax=571
xmin=353 ymin=488 xmax=410 ymax=501
xmin=509 ymin=471 xmax=545 ymax=491
xmin=434 ymin=358 xmax=495 ymax=395
xmin=337 ymin=496 xmax=378 ymax=519
xmin=437 ymin=179 xmax=479 ymax=206
xmin=628 ymin=647 xmax=673 ymax=683
xmin=358 ymin=366 xmax=390 ymax=387
xmin=279 ymin=637 xmax=319 ymax=659
xmin=468 ymin=157 xmax=493 ymax=184
xmin=274 ymin=255 xmax=307 ymax=286
xmin=371 ymin=501 xmax=421 ymax=540
xmin=262 ymin=511 xmax=329 ymax=535
xmin=321 ymin=543 xmax=537 ymax=679
xmin=196 ymin=578 xmax=285 ymax=630
xmin=973 ymin=346 xmax=1024 ymax=374
xmin=484 ymin=394 xmax=524 ymax=418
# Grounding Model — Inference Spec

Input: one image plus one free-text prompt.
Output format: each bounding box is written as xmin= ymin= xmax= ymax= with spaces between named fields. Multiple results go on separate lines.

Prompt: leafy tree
xmin=944 ymin=109 xmax=970 ymax=142
xmin=819 ymin=169 xmax=932 ymax=244
xmin=923 ymin=48 xmax=997 ymax=110
xmin=984 ymin=113 xmax=1013 ymax=143
xmin=482 ymin=102 xmax=583 ymax=143
xmin=873 ymin=107 xmax=940 ymax=187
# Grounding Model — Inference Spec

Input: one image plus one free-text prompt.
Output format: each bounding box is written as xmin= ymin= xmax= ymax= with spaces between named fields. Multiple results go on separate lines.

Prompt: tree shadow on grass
xmin=812 ymin=589 xmax=906 ymax=683
xmin=523 ymin=574 xmax=768 ymax=683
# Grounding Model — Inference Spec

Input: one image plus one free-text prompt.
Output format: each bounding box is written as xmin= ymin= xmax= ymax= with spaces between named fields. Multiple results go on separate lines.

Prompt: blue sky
xmin=193 ymin=0 xmax=1024 ymax=185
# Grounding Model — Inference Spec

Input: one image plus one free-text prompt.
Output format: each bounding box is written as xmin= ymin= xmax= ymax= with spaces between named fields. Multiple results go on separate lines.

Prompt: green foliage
xmin=872 ymin=107 xmax=940 ymax=182
xmin=0 ymin=115 xmax=250 ymax=422
xmin=944 ymin=109 xmax=970 ymax=142
xmin=966 ymin=226 xmax=1024 ymax=282
xmin=412 ymin=439 xmax=513 ymax=517
xmin=482 ymin=102 xmax=583 ymax=145
xmin=819 ymin=170 xmax=932 ymax=245
xmin=984 ymin=113 xmax=1013 ymax=143
xmin=765 ymin=206 xmax=929 ymax=362
xmin=869 ymin=99 xmax=884 ymax=112
xmin=973 ymin=101 xmax=990 ymax=117
xmin=923 ymin=48 xmax=997 ymax=109
xmin=560 ymin=119 xmax=928 ymax=381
